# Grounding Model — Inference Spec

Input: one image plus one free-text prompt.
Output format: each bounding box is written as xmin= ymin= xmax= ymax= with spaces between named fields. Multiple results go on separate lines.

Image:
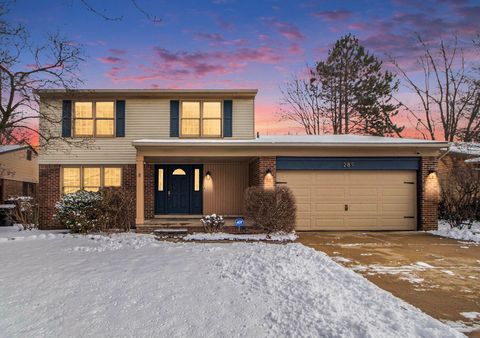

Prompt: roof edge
xmin=132 ymin=140 xmax=449 ymax=149
xmin=35 ymin=88 xmax=259 ymax=98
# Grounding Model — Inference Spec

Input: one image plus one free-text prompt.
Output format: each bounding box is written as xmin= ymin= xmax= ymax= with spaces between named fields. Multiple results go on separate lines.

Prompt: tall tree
xmin=279 ymin=34 xmax=403 ymax=136
xmin=392 ymin=34 xmax=480 ymax=141
xmin=315 ymin=34 xmax=403 ymax=136
xmin=0 ymin=2 xmax=84 ymax=146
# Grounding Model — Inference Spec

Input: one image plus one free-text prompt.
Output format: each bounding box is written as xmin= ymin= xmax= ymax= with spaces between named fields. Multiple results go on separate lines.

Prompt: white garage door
xmin=277 ymin=170 xmax=417 ymax=231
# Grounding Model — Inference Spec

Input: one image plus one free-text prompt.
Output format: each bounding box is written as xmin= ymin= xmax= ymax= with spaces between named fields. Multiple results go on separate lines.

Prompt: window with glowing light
xmin=74 ymin=101 xmax=115 ymax=137
xmin=62 ymin=166 xmax=122 ymax=194
xmin=181 ymin=101 xmax=222 ymax=137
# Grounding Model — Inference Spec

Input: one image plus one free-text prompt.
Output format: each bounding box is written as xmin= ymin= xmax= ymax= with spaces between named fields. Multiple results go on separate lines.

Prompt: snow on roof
xmin=0 ymin=145 xmax=28 ymax=154
xmin=133 ymin=135 xmax=447 ymax=147
xmin=448 ymin=142 xmax=480 ymax=156
xmin=465 ymin=157 xmax=480 ymax=164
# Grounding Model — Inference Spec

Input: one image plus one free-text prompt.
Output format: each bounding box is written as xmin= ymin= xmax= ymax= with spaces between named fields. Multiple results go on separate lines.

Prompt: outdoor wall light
xmin=265 ymin=168 xmax=272 ymax=176
xmin=205 ymin=171 xmax=212 ymax=180
xmin=428 ymin=169 xmax=436 ymax=175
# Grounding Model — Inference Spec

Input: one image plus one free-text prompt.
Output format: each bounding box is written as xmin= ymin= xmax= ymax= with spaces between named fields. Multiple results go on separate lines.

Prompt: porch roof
xmin=133 ymin=135 xmax=448 ymax=149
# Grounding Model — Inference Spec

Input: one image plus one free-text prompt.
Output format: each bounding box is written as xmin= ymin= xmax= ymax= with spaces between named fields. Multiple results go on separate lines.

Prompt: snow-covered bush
xmin=244 ymin=186 xmax=296 ymax=233
xmin=6 ymin=196 xmax=38 ymax=230
xmin=200 ymin=214 xmax=225 ymax=232
xmin=55 ymin=188 xmax=134 ymax=234
xmin=54 ymin=190 xmax=102 ymax=233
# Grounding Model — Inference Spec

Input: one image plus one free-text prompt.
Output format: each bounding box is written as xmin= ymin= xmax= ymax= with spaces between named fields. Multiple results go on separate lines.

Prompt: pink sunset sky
xmin=8 ymin=0 xmax=480 ymax=139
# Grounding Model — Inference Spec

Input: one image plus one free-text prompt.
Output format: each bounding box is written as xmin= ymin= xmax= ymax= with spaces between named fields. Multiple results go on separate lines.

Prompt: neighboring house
xmin=438 ymin=142 xmax=480 ymax=181
xmin=0 ymin=145 xmax=38 ymax=203
xmin=437 ymin=142 xmax=480 ymax=195
xmin=37 ymin=89 xmax=448 ymax=232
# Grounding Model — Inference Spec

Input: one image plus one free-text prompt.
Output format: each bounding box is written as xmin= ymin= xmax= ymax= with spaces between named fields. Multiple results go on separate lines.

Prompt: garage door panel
xmin=277 ymin=169 xmax=417 ymax=231
xmin=348 ymin=204 xmax=379 ymax=212
xmin=314 ymin=203 xmax=346 ymax=212
xmin=314 ymin=172 xmax=346 ymax=185
xmin=315 ymin=217 xmax=346 ymax=227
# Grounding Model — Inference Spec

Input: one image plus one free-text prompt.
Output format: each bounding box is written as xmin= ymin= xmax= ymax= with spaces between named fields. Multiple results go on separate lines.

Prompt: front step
xmin=154 ymin=228 xmax=188 ymax=235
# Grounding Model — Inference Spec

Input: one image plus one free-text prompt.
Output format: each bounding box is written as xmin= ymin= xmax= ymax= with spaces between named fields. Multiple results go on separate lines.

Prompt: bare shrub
xmin=439 ymin=164 xmax=480 ymax=228
xmin=6 ymin=196 xmax=39 ymax=230
xmin=244 ymin=186 xmax=296 ymax=233
xmin=97 ymin=188 xmax=135 ymax=233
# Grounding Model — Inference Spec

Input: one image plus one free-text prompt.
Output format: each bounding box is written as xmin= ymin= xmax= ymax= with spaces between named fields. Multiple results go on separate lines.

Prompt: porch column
xmin=136 ymin=154 xmax=145 ymax=225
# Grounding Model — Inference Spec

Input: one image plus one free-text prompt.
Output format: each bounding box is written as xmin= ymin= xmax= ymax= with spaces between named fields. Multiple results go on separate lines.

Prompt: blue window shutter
xmin=223 ymin=100 xmax=232 ymax=137
xmin=62 ymin=100 xmax=72 ymax=137
xmin=116 ymin=100 xmax=126 ymax=137
xmin=170 ymin=100 xmax=179 ymax=137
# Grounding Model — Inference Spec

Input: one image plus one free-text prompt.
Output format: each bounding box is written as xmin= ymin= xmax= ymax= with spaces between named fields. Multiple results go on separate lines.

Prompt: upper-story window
xmin=181 ymin=101 xmax=222 ymax=137
xmin=74 ymin=101 xmax=115 ymax=137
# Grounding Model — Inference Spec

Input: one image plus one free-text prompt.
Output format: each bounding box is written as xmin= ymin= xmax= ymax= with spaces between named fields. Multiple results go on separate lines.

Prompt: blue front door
xmin=154 ymin=164 xmax=203 ymax=215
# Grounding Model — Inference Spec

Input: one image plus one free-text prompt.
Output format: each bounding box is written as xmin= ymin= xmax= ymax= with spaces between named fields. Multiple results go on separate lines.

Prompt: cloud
xmin=312 ymin=10 xmax=352 ymax=21
xmin=108 ymin=49 xmax=127 ymax=56
xmin=192 ymin=32 xmax=248 ymax=47
xmin=104 ymin=43 xmax=285 ymax=83
xmin=97 ymin=56 xmax=124 ymax=64
xmin=270 ymin=20 xmax=304 ymax=41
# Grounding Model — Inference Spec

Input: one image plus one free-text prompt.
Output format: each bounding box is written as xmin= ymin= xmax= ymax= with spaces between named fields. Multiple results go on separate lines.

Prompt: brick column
xmin=121 ymin=164 xmax=137 ymax=227
xmin=38 ymin=164 xmax=61 ymax=229
xmin=135 ymin=155 xmax=145 ymax=225
xmin=248 ymin=156 xmax=276 ymax=188
xmin=420 ymin=157 xmax=439 ymax=231
xmin=144 ymin=164 xmax=155 ymax=219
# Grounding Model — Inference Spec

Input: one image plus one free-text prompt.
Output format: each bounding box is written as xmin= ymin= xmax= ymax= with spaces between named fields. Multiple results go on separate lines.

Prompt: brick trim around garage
xmin=248 ymin=156 xmax=276 ymax=188
xmin=420 ymin=157 xmax=439 ymax=231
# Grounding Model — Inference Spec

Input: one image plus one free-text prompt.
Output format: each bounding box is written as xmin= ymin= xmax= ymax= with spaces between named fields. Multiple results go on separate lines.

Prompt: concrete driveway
xmin=298 ymin=232 xmax=480 ymax=337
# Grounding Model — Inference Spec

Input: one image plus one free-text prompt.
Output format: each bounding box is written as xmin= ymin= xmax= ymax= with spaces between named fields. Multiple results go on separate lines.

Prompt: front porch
xmin=134 ymin=151 xmax=275 ymax=233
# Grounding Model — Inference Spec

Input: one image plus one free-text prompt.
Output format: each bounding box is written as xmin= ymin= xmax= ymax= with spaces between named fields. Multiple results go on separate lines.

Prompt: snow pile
xmin=429 ymin=221 xmax=480 ymax=243
xmin=0 ymin=234 xmax=464 ymax=337
xmin=220 ymin=243 xmax=463 ymax=337
xmin=184 ymin=232 xmax=298 ymax=242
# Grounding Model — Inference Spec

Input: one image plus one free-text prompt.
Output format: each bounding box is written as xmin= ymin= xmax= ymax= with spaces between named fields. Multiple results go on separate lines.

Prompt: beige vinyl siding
xmin=232 ymin=99 xmax=255 ymax=139
xmin=203 ymin=162 xmax=248 ymax=215
xmin=0 ymin=149 xmax=38 ymax=183
xmin=39 ymin=98 xmax=255 ymax=165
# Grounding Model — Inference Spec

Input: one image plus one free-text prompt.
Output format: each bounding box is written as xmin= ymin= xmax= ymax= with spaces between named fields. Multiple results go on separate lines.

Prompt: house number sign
xmin=343 ymin=161 xmax=355 ymax=168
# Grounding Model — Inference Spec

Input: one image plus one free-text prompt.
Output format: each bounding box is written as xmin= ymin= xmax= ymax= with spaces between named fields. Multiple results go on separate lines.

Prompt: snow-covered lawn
xmin=0 ymin=227 xmax=464 ymax=337
xmin=429 ymin=221 xmax=480 ymax=243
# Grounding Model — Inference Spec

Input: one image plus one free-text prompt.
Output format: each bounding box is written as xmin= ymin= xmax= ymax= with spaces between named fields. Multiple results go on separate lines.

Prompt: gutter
xmin=132 ymin=141 xmax=450 ymax=149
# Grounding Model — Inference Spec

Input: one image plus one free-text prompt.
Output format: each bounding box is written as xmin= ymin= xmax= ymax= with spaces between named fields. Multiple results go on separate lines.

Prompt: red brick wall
xmin=144 ymin=164 xmax=154 ymax=219
xmin=420 ymin=157 xmax=439 ymax=231
xmin=121 ymin=164 xmax=136 ymax=227
xmin=39 ymin=164 xmax=61 ymax=229
xmin=38 ymin=164 xmax=136 ymax=229
xmin=248 ymin=156 xmax=276 ymax=188
xmin=3 ymin=179 xmax=24 ymax=199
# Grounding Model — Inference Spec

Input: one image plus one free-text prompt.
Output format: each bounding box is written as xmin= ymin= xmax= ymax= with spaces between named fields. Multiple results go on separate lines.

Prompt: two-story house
xmin=38 ymin=89 xmax=447 ymax=232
